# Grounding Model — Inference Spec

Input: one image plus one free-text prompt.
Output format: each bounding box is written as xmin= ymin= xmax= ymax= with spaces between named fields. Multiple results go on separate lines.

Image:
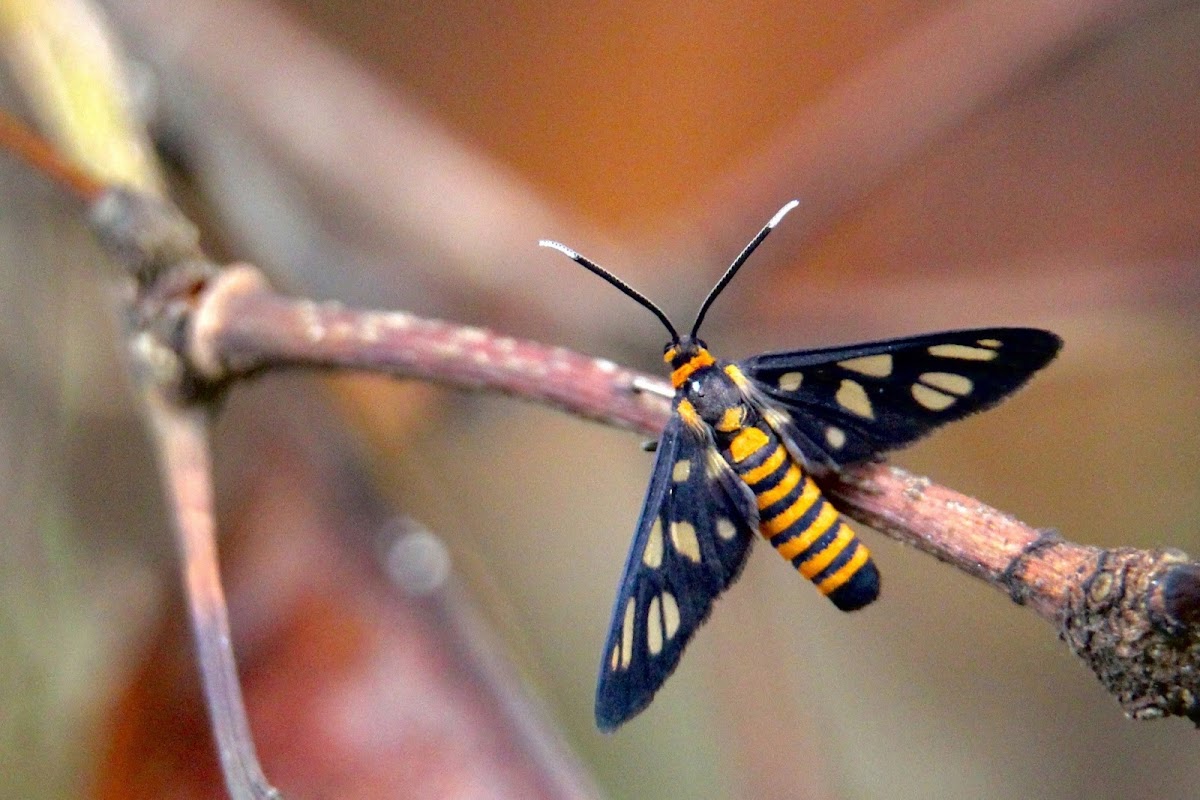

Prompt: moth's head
xmin=663 ymin=335 xmax=708 ymax=371
xmin=664 ymin=335 xmax=716 ymax=390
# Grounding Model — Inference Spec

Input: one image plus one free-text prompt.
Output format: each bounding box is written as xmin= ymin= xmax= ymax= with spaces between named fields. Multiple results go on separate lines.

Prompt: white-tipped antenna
xmin=689 ymin=200 xmax=800 ymax=337
xmin=767 ymin=199 xmax=800 ymax=229
xmin=537 ymin=239 xmax=580 ymax=260
xmin=539 ymin=239 xmax=680 ymax=341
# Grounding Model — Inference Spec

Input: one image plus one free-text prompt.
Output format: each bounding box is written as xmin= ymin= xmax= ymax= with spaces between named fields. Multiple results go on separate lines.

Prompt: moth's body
xmin=667 ymin=337 xmax=879 ymax=610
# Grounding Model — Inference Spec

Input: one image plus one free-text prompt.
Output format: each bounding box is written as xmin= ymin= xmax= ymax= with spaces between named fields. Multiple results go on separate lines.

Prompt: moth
xmin=540 ymin=201 xmax=1061 ymax=731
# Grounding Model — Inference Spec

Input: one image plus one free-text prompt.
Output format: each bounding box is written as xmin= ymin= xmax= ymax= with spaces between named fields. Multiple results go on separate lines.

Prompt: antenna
xmin=540 ymin=199 xmax=799 ymax=344
xmin=688 ymin=200 xmax=799 ymax=337
xmin=539 ymin=239 xmax=680 ymax=342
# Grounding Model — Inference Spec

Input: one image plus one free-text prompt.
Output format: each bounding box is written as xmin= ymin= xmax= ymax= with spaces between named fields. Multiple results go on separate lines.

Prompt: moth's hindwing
xmin=594 ymin=414 xmax=757 ymax=731
xmin=739 ymin=327 xmax=1061 ymax=469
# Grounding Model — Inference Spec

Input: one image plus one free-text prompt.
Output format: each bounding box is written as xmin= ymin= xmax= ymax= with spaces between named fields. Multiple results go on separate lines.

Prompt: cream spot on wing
xmin=976 ymin=338 xmax=1002 ymax=348
xmin=928 ymin=343 xmax=998 ymax=361
xmin=826 ymin=426 xmax=847 ymax=449
xmin=912 ymin=384 xmax=956 ymax=411
xmin=620 ymin=598 xmax=636 ymax=669
xmin=647 ymin=596 xmax=664 ymax=655
xmin=662 ymin=591 xmax=681 ymax=639
xmin=836 ymin=379 xmax=875 ymax=419
xmin=643 ymin=519 xmax=664 ymax=568
xmin=670 ymin=520 xmax=702 ymax=562
xmin=672 ymin=459 xmax=691 ymax=482
xmin=777 ymin=371 xmax=803 ymax=391
xmin=919 ymin=371 xmax=973 ymax=396
xmin=838 ymin=354 xmax=893 ymax=377
xmin=610 ymin=643 xmax=620 ymax=671
xmin=716 ymin=517 xmax=737 ymax=540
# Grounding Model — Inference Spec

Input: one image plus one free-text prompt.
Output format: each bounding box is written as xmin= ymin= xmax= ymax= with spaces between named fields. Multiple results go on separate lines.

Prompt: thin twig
xmin=184 ymin=251 xmax=1200 ymax=725
xmin=141 ymin=394 xmax=280 ymax=800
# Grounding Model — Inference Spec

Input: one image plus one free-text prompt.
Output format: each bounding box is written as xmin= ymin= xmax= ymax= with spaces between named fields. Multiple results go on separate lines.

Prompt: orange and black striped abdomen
xmin=724 ymin=422 xmax=879 ymax=611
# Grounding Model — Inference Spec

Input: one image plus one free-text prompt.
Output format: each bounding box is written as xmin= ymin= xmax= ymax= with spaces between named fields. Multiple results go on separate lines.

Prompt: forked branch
xmin=2 ymin=107 xmax=280 ymax=797
xmin=164 ymin=197 xmax=1200 ymax=726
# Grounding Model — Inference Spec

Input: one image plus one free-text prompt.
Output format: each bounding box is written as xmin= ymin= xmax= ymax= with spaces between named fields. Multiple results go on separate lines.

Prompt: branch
xmin=77 ymin=150 xmax=281 ymax=800
xmin=141 ymin=394 xmax=280 ymax=800
xmin=81 ymin=184 xmax=607 ymax=797
xmin=827 ymin=465 xmax=1200 ymax=724
xmin=0 ymin=62 xmax=603 ymax=789
xmin=187 ymin=263 xmax=669 ymax=436
xmin=176 ymin=217 xmax=1200 ymax=726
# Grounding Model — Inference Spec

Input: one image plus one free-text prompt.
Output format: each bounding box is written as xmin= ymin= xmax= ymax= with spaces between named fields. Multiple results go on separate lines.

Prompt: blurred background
xmin=1 ymin=0 xmax=1198 ymax=798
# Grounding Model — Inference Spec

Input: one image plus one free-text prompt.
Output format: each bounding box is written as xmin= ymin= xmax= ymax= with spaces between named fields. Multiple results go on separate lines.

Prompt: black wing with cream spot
xmin=595 ymin=415 xmax=758 ymax=731
xmin=740 ymin=327 xmax=1061 ymax=470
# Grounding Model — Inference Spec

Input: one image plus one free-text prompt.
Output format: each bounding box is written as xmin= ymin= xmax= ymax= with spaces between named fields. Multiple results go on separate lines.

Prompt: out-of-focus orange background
xmin=2 ymin=1 xmax=1199 ymax=798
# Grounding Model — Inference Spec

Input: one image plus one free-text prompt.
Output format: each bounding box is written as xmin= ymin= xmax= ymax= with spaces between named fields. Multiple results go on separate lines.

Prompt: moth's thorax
xmin=674 ymin=363 xmax=753 ymax=431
